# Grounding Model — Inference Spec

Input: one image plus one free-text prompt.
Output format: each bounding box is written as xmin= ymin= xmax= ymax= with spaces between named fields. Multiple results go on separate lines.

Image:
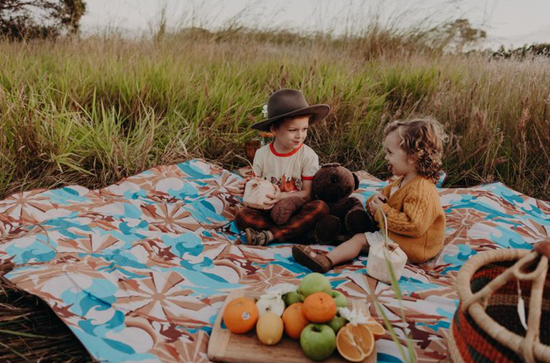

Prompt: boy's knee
xmin=308 ymin=200 xmax=329 ymax=216
xmin=235 ymin=208 xmax=249 ymax=230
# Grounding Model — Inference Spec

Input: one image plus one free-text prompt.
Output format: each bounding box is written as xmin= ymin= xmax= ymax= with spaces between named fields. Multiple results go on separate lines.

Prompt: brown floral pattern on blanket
xmin=0 ymin=160 xmax=548 ymax=363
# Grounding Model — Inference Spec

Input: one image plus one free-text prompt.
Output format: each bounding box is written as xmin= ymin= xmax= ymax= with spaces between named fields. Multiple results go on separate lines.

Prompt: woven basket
xmin=449 ymin=242 xmax=550 ymax=363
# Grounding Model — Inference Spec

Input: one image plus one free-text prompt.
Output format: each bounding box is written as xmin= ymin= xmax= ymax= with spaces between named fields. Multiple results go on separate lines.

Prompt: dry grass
xmin=0 ymin=281 xmax=93 ymax=362
xmin=0 ymin=23 xmax=549 ymax=362
xmin=0 ymin=33 xmax=548 ymax=201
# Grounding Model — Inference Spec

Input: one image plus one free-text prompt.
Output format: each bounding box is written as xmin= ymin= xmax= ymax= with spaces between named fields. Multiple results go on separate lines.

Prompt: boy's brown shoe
xmin=245 ymin=228 xmax=271 ymax=246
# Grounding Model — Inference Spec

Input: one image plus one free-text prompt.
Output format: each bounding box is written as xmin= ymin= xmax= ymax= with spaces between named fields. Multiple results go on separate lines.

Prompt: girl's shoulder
xmin=417 ymin=178 xmax=440 ymax=202
xmin=402 ymin=176 xmax=438 ymax=198
xmin=412 ymin=175 xmax=436 ymax=186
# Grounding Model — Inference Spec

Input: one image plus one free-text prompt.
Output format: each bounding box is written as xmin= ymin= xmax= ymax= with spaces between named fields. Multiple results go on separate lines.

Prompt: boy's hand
xmin=235 ymin=177 xmax=250 ymax=197
xmin=264 ymin=184 xmax=281 ymax=206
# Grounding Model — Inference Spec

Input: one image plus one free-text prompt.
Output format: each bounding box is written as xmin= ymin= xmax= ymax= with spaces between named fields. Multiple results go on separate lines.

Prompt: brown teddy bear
xmin=268 ymin=164 xmax=377 ymax=244
xmin=308 ymin=163 xmax=377 ymax=244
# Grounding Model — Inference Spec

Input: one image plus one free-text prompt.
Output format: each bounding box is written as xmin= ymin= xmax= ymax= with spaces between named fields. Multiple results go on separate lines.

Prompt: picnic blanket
xmin=0 ymin=159 xmax=548 ymax=363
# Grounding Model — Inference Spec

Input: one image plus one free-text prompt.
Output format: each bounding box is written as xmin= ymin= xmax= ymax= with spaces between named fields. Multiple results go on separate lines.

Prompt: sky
xmin=80 ymin=0 xmax=550 ymax=49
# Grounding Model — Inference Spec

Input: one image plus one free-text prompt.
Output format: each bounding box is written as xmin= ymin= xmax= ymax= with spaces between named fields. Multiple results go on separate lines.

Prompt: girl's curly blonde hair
xmin=384 ymin=117 xmax=448 ymax=183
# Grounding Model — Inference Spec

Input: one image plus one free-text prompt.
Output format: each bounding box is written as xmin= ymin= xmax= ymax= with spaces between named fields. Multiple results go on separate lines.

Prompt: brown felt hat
xmin=251 ymin=89 xmax=330 ymax=131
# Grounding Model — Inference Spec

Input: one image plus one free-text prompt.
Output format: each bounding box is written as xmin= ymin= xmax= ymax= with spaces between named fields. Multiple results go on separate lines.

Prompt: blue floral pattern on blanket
xmin=0 ymin=160 xmax=548 ymax=363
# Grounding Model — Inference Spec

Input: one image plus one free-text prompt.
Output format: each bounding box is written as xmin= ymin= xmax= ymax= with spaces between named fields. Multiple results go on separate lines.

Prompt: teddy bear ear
xmin=353 ymin=172 xmax=360 ymax=190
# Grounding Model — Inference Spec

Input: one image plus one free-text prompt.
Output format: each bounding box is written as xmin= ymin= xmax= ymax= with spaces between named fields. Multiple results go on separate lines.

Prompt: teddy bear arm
xmin=346 ymin=196 xmax=364 ymax=211
xmin=270 ymin=196 xmax=307 ymax=225
xmin=327 ymin=201 xmax=349 ymax=222
xmin=331 ymin=197 xmax=362 ymax=218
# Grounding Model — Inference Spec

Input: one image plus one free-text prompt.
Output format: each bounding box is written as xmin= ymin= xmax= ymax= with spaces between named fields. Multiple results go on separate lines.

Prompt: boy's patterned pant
xmin=235 ymin=200 xmax=329 ymax=243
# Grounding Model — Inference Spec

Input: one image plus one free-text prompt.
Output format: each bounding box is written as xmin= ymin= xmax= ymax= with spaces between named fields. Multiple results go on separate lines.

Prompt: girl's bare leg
xmin=326 ymin=233 xmax=369 ymax=266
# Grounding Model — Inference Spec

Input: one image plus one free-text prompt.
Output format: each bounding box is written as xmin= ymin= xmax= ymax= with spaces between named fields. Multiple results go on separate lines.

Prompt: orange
xmin=282 ymin=303 xmax=310 ymax=339
xmin=336 ymin=324 xmax=375 ymax=362
xmin=364 ymin=318 xmax=385 ymax=340
xmin=302 ymin=292 xmax=337 ymax=323
xmin=223 ymin=297 xmax=259 ymax=334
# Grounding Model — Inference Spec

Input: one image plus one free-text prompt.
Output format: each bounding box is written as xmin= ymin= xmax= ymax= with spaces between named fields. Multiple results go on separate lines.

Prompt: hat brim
xmin=251 ymin=104 xmax=330 ymax=131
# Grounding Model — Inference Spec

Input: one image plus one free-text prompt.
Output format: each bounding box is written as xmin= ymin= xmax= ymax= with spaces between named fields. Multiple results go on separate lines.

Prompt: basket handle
xmin=375 ymin=205 xmax=391 ymax=249
xmin=375 ymin=205 xmax=402 ymax=252
xmin=534 ymin=241 xmax=550 ymax=259
xmin=462 ymin=247 xmax=549 ymax=363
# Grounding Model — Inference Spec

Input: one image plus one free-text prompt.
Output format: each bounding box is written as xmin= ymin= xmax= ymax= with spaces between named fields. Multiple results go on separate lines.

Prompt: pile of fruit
xmin=222 ymin=273 xmax=384 ymax=362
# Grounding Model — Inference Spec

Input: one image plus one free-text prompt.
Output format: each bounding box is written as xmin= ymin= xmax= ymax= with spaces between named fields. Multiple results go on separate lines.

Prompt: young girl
xmin=292 ymin=118 xmax=448 ymax=273
xmin=235 ymin=89 xmax=330 ymax=245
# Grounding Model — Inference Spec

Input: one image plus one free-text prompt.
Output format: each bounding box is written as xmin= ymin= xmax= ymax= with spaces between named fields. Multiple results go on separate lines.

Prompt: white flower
xmin=260 ymin=283 xmax=297 ymax=299
xmin=262 ymin=104 xmax=268 ymax=118
xmin=338 ymin=307 xmax=372 ymax=326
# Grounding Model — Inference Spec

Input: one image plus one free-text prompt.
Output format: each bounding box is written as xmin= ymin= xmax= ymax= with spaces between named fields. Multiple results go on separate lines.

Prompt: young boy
xmin=235 ymin=89 xmax=330 ymax=245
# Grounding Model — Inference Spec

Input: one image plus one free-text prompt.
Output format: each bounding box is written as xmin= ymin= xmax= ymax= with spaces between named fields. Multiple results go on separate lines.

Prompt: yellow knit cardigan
xmin=367 ymin=176 xmax=446 ymax=263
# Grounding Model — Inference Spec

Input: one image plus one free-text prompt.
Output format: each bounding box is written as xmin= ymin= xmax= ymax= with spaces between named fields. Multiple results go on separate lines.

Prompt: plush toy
xmin=265 ymin=164 xmax=378 ymax=238
xmin=309 ymin=163 xmax=378 ymax=244
xmin=269 ymin=195 xmax=307 ymax=225
xmin=242 ymin=176 xmax=307 ymax=223
xmin=243 ymin=177 xmax=278 ymax=210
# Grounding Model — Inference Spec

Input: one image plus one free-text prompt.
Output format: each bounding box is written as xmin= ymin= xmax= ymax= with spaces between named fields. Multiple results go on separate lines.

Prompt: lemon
xmin=256 ymin=312 xmax=284 ymax=345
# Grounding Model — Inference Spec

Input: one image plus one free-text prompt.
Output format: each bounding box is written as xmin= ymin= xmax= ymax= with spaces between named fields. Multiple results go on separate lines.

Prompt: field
xmin=0 ymin=24 xmax=549 ymax=361
xmin=1 ymin=30 xmax=549 ymax=200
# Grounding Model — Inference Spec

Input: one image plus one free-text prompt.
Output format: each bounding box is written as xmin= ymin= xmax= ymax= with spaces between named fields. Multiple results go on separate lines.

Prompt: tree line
xmin=0 ymin=0 xmax=85 ymax=40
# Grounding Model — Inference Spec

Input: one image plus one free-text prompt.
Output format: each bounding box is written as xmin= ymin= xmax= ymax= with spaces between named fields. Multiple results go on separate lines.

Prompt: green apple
xmin=283 ymin=291 xmax=303 ymax=306
xmin=329 ymin=290 xmax=348 ymax=308
xmin=300 ymin=323 xmax=336 ymax=361
xmin=328 ymin=313 xmax=347 ymax=333
xmin=298 ymin=272 xmax=332 ymax=298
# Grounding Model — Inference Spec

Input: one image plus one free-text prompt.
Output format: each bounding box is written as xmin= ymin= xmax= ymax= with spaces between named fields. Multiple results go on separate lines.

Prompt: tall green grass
xmin=0 ymin=31 xmax=549 ymax=200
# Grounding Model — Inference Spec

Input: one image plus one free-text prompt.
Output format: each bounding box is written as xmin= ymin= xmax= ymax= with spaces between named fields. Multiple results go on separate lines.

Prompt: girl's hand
xmin=368 ymin=196 xmax=385 ymax=215
xmin=367 ymin=193 xmax=387 ymax=215
xmin=371 ymin=193 xmax=387 ymax=205
xmin=264 ymin=184 xmax=281 ymax=206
